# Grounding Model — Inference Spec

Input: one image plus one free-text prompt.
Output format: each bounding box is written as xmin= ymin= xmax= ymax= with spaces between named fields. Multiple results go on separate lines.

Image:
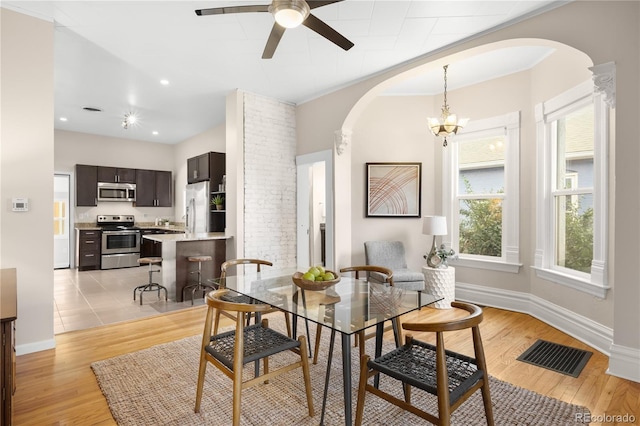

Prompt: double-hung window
xmin=534 ymin=80 xmax=609 ymax=297
xmin=443 ymin=112 xmax=521 ymax=273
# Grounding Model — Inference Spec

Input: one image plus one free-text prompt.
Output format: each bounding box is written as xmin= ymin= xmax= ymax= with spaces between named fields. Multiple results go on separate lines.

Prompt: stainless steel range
xmin=97 ymin=215 xmax=141 ymax=269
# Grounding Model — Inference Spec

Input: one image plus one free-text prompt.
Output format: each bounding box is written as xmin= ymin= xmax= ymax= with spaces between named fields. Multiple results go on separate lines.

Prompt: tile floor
xmin=54 ymin=266 xmax=205 ymax=334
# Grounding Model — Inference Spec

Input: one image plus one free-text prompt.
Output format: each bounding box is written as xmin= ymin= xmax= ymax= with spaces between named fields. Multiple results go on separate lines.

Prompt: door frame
xmin=54 ymin=172 xmax=74 ymax=269
xmin=296 ymin=150 xmax=334 ymax=270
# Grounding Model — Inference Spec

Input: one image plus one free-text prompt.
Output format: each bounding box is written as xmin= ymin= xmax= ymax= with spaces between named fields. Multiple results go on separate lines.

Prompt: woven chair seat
xmin=206 ymin=323 xmax=300 ymax=370
xmin=220 ymin=292 xmax=255 ymax=305
xmin=369 ymin=339 xmax=484 ymax=405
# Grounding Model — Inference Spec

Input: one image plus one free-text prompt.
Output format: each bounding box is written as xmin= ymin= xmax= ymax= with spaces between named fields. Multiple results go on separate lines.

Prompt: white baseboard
xmin=607 ymin=344 xmax=640 ymax=382
xmin=455 ymin=281 xmax=612 ymax=355
xmin=17 ymin=338 xmax=56 ymax=356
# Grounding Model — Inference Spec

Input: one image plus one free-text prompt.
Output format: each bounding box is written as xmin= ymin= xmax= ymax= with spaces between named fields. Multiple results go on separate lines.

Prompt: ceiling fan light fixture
xmin=269 ymin=0 xmax=310 ymax=28
xmin=427 ymin=65 xmax=469 ymax=147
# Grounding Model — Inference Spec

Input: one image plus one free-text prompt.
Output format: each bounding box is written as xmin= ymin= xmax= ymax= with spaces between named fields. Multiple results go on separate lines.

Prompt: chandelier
xmin=427 ymin=65 xmax=469 ymax=147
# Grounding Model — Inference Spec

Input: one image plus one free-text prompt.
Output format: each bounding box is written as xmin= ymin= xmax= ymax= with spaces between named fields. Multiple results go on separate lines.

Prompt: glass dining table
xmin=217 ymin=267 xmax=440 ymax=425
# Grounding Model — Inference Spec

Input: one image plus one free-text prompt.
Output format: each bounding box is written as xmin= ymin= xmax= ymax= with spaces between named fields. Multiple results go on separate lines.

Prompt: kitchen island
xmin=142 ymin=232 xmax=232 ymax=302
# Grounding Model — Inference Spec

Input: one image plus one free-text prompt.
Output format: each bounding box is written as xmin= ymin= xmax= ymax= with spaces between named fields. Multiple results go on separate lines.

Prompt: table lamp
xmin=422 ymin=216 xmax=447 ymax=268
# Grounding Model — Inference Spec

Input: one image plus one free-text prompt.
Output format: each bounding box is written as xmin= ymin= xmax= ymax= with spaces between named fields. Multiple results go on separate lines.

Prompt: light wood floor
xmin=14 ymin=305 xmax=640 ymax=425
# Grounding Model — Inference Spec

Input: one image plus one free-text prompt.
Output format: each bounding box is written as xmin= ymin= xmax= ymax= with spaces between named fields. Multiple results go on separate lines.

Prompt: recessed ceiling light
xmin=82 ymin=106 xmax=102 ymax=112
xmin=160 ymin=79 xmax=169 ymax=85
xmin=152 ymin=131 xmax=159 ymax=135
xmin=60 ymin=117 xmax=68 ymax=122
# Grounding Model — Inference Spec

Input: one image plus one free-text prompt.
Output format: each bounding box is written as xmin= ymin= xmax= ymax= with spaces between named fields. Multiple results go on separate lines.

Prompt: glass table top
xmin=218 ymin=268 xmax=440 ymax=336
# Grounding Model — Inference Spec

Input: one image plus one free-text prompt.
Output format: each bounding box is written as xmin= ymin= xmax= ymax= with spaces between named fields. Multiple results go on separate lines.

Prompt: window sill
xmin=448 ymin=257 xmax=521 ymax=273
xmin=531 ymin=266 xmax=610 ymax=298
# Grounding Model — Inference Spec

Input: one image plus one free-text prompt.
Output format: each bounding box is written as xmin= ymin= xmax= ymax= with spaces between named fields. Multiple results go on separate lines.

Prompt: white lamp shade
xmin=422 ymin=216 xmax=447 ymax=236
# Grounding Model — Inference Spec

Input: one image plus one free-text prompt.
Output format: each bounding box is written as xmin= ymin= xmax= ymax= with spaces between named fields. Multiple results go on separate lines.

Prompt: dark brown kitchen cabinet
xmin=187 ymin=151 xmax=225 ymax=185
xmin=1 ymin=268 xmax=17 ymax=426
xmin=97 ymin=166 xmax=136 ymax=183
xmin=76 ymin=230 xmax=101 ymax=271
xmin=187 ymin=153 xmax=209 ymax=183
xmin=135 ymin=169 xmax=172 ymax=207
xmin=140 ymin=229 xmax=162 ymax=258
xmin=76 ymin=164 xmax=98 ymax=207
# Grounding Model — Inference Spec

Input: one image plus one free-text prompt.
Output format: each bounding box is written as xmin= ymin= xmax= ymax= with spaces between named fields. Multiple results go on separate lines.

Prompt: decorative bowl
xmin=292 ymin=270 xmax=341 ymax=291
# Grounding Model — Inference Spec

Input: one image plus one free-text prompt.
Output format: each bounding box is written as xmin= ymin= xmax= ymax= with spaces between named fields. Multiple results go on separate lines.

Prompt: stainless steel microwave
xmin=97 ymin=182 xmax=136 ymax=202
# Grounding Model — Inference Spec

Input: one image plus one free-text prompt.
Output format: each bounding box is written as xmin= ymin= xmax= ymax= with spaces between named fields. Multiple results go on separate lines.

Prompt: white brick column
xmin=243 ymin=93 xmax=297 ymax=267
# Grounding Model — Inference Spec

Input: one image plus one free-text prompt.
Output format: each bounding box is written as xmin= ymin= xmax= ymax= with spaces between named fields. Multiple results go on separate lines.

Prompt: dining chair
xmin=312 ymin=265 xmax=395 ymax=365
xmin=354 ymin=301 xmax=494 ymax=426
xmin=213 ymin=258 xmax=292 ymax=337
xmin=194 ymin=289 xmax=315 ymax=425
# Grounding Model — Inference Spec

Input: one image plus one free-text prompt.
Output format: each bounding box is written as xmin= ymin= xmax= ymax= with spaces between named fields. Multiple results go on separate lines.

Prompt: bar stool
xmin=183 ymin=255 xmax=216 ymax=305
xmin=133 ymin=257 xmax=168 ymax=305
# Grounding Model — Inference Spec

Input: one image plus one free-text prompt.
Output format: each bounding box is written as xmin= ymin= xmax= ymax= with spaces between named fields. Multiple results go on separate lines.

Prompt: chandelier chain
xmin=443 ymin=64 xmax=448 ymax=110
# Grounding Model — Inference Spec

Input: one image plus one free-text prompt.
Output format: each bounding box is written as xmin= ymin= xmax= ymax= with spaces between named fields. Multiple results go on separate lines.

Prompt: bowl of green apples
xmin=292 ymin=266 xmax=340 ymax=291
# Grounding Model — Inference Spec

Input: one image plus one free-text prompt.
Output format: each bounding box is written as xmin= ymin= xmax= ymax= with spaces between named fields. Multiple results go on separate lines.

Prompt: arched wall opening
xmin=332 ymin=37 xmax=619 ymax=351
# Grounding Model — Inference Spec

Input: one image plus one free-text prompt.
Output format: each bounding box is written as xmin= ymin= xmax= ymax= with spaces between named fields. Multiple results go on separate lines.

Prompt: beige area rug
xmin=91 ymin=318 xmax=590 ymax=425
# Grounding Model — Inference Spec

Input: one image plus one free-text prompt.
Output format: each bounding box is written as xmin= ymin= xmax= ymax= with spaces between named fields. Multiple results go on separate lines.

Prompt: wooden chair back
xmin=195 ymin=289 xmax=314 ymax=425
xmin=354 ymin=301 xmax=494 ymax=426
xmin=339 ymin=265 xmax=394 ymax=285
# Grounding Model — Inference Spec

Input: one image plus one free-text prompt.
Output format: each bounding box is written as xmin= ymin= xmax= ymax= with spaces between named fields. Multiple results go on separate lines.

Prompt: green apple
xmin=322 ymin=272 xmax=335 ymax=281
xmin=302 ymin=272 xmax=316 ymax=281
xmin=317 ymin=266 xmax=326 ymax=274
xmin=308 ymin=266 xmax=321 ymax=277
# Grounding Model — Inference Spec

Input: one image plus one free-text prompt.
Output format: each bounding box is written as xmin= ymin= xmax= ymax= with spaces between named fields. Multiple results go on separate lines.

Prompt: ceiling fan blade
xmin=262 ymin=23 xmax=286 ymax=59
xmin=195 ymin=5 xmax=269 ymax=16
xmin=302 ymin=13 xmax=354 ymax=51
xmin=307 ymin=0 xmax=343 ymax=10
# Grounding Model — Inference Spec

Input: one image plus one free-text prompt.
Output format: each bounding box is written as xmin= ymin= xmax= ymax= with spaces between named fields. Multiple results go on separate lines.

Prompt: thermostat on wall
xmin=12 ymin=198 xmax=29 ymax=212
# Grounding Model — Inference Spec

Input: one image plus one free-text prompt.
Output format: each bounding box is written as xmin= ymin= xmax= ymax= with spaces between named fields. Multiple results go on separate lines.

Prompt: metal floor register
xmin=517 ymin=339 xmax=592 ymax=378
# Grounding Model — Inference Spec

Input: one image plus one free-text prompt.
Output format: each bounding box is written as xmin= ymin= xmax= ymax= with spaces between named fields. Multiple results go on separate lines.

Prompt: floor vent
xmin=517 ymin=339 xmax=592 ymax=378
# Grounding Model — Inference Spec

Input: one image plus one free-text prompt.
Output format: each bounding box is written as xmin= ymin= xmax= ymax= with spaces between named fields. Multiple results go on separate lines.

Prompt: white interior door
xmin=54 ymin=174 xmax=71 ymax=269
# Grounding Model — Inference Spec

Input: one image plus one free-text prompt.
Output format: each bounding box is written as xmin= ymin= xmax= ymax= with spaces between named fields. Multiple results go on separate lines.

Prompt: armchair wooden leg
xmin=313 ymin=323 xmax=322 ymax=365
xmin=355 ymin=354 xmax=370 ymax=426
xmin=213 ymin=310 xmax=222 ymax=335
xmin=299 ymin=335 xmax=315 ymax=417
xmin=194 ymin=355 xmax=207 ymax=413
xmin=358 ymin=330 xmax=366 ymax=360
xmin=283 ymin=312 xmax=292 ymax=337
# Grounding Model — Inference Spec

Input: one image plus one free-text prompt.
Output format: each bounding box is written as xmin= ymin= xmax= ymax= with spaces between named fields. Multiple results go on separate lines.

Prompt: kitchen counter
xmin=75 ymin=222 xmax=186 ymax=232
xmin=142 ymin=232 xmax=230 ymax=242
xmin=145 ymin=233 xmax=232 ymax=302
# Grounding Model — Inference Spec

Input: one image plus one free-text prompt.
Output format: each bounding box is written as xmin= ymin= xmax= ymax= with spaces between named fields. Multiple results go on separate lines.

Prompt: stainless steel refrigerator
xmin=185 ymin=181 xmax=210 ymax=233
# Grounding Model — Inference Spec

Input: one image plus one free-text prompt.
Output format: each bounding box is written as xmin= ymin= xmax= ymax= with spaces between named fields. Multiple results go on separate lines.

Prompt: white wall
xmin=351 ymin=95 xmax=435 ymax=272
xmin=1 ymin=9 xmax=55 ymax=354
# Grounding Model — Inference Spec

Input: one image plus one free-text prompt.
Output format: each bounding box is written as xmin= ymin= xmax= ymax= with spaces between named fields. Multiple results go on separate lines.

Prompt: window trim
xmin=533 ymin=80 xmax=609 ymax=298
xmin=443 ymin=112 xmax=521 ymax=273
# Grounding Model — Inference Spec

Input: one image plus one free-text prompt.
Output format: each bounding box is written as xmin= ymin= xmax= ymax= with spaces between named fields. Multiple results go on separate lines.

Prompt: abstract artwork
xmin=366 ymin=162 xmax=421 ymax=217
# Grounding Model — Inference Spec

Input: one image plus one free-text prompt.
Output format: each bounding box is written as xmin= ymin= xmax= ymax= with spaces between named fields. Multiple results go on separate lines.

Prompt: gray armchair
xmin=364 ymin=241 xmax=425 ymax=291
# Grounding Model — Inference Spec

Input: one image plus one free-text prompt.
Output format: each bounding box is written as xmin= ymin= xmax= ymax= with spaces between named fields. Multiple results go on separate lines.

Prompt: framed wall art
xmin=366 ymin=162 xmax=422 ymax=218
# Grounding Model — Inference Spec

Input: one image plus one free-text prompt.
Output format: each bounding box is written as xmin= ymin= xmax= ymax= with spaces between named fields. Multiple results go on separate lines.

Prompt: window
xmin=443 ymin=112 xmax=521 ymax=273
xmin=534 ymin=80 xmax=609 ymax=297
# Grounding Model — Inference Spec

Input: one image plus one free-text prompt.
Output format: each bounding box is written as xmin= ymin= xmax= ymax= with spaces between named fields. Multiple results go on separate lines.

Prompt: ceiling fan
xmin=195 ymin=0 xmax=354 ymax=59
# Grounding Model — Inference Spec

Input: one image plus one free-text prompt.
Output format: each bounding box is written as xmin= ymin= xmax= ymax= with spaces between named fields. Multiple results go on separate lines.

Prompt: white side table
xmin=422 ymin=266 xmax=455 ymax=309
